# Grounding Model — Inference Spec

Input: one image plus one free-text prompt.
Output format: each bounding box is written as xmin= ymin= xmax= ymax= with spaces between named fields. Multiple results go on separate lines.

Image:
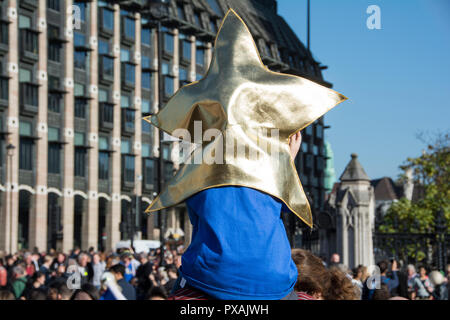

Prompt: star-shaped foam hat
xmin=144 ymin=9 xmax=347 ymax=227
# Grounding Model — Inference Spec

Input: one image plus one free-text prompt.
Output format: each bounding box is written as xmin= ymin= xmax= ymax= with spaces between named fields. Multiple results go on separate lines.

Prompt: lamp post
xmin=130 ymin=174 xmax=143 ymax=249
xmin=6 ymin=141 xmax=15 ymax=253
xmin=145 ymin=0 xmax=169 ymax=267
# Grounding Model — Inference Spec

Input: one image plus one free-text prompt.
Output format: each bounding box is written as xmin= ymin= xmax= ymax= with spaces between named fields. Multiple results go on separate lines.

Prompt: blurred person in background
xmin=70 ymin=283 xmax=100 ymax=300
xmin=329 ymin=253 xmax=340 ymax=268
xmin=418 ymin=266 xmax=434 ymax=298
xmin=146 ymin=286 xmax=168 ymax=300
xmin=76 ymin=253 xmax=93 ymax=285
xmin=120 ymin=251 xmax=140 ymax=283
xmin=291 ymin=249 xmax=359 ymax=300
xmin=11 ymin=265 xmax=28 ymax=299
xmin=91 ymin=252 xmax=105 ymax=290
xmin=39 ymin=255 xmax=53 ymax=283
xmin=23 ymin=252 xmax=36 ymax=277
xmin=51 ymin=252 xmax=66 ymax=272
xmin=0 ymin=254 xmax=8 ymax=288
xmin=429 ymin=270 xmax=448 ymax=300
xmin=109 ymin=263 xmax=136 ymax=300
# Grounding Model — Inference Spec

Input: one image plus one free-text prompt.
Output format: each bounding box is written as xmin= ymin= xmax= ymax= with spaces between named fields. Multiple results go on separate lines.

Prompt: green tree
xmin=378 ymin=132 xmax=449 ymax=262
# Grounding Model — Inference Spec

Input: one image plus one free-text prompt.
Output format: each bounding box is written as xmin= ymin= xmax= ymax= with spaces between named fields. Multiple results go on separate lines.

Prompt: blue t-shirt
xmin=179 ymin=186 xmax=298 ymax=300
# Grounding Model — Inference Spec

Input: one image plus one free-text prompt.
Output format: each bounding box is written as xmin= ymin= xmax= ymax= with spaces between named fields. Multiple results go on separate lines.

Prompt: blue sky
xmin=277 ymin=0 xmax=450 ymax=181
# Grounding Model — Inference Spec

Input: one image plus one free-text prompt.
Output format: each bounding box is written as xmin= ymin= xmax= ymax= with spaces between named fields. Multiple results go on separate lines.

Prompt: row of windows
xmin=16 ymin=119 xmax=160 ymax=184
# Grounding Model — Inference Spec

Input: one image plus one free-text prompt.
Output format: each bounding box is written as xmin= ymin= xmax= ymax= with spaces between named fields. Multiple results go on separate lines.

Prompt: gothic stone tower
xmin=330 ymin=154 xmax=375 ymax=268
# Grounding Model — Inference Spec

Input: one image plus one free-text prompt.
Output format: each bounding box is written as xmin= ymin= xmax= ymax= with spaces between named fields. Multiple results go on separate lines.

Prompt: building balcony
xmin=19 ymin=82 xmax=39 ymax=114
xmin=19 ymin=0 xmax=38 ymax=10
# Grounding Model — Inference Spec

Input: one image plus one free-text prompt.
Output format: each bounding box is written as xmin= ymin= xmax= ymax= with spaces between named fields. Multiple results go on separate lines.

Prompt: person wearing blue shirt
xmin=173 ymin=133 xmax=303 ymax=300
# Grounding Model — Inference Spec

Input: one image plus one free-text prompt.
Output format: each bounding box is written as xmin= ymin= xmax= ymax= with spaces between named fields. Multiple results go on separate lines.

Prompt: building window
xmin=74 ymin=148 xmax=86 ymax=177
xmin=19 ymin=139 xmax=33 ymax=170
xmin=74 ymin=51 xmax=87 ymax=69
xmin=101 ymin=7 xmax=114 ymax=32
xmin=164 ymin=76 xmax=174 ymax=98
xmin=100 ymin=55 xmax=114 ymax=76
xmin=74 ymin=132 xmax=86 ymax=177
xmin=209 ymin=18 xmax=217 ymax=34
xmin=122 ymin=63 xmax=135 ymax=86
xmin=180 ymin=36 xmax=191 ymax=61
xmin=99 ymin=89 xmax=108 ymax=102
xmin=74 ymin=32 xmax=86 ymax=47
xmin=206 ymin=0 xmax=223 ymax=16
xmin=141 ymin=56 xmax=151 ymax=69
xmin=74 ymin=83 xmax=87 ymax=118
xmin=142 ymin=119 xmax=151 ymax=133
xmin=48 ymin=127 xmax=61 ymax=174
xmin=122 ymin=109 xmax=135 ymax=132
xmin=163 ymin=32 xmax=174 ymax=54
xmin=121 ymin=95 xmax=130 ymax=108
xmin=142 ymin=99 xmax=151 ymax=114
xmin=98 ymin=39 xmax=109 ymax=54
xmin=48 ymin=41 xmax=61 ymax=62
xmin=75 ymin=99 xmax=87 ymax=118
xmin=100 ymin=102 xmax=114 ymax=124
xmin=121 ymin=139 xmax=131 ymax=153
xmin=0 ymin=74 xmax=8 ymax=101
xmin=196 ymin=42 xmax=205 ymax=66
xmin=122 ymin=155 xmax=135 ymax=183
xmin=19 ymin=68 xmax=31 ymax=82
xmin=141 ymin=28 xmax=151 ymax=46
xmin=120 ymin=48 xmax=130 ymax=62
xmin=48 ymin=94 xmax=61 ymax=112
xmin=179 ymin=67 xmax=188 ymax=87
xmin=177 ymin=5 xmax=185 ymax=20
xmin=142 ymin=71 xmax=152 ymax=90
xmin=142 ymin=143 xmax=150 ymax=158
xmin=0 ymin=19 xmax=8 ymax=45
xmin=19 ymin=120 xmax=33 ymax=170
xmin=47 ymin=0 xmax=60 ymax=11
xmin=121 ymin=140 xmax=134 ymax=183
xmin=98 ymin=151 xmax=109 ymax=180
xmin=48 ymin=25 xmax=62 ymax=62
xmin=19 ymin=15 xmax=31 ymax=29
xmin=122 ymin=16 xmax=135 ymax=40
xmin=315 ymin=124 xmax=323 ymax=139
xmin=19 ymin=69 xmax=38 ymax=108
xmin=74 ymin=2 xmax=86 ymax=22
xmin=99 ymin=137 xmax=110 ymax=180
xmin=193 ymin=12 xmax=202 ymax=28
xmin=144 ymin=158 xmax=155 ymax=186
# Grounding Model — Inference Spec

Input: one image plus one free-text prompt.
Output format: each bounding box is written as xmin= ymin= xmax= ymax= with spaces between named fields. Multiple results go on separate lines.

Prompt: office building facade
xmin=0 ymin=0 xmax=334 ymax=252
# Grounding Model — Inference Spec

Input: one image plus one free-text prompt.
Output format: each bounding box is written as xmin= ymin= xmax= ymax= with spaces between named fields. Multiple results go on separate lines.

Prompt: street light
xmin=145 ymin=0 xmax=169 ymax=267
xmin=130 ymin=174 xmax=143 ymax=249
xmin=6 ymin=141 xmax=15 ymax=253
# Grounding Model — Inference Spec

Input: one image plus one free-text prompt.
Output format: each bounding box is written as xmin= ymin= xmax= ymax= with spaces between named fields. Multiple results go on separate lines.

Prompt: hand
xmin=289 ymin=132 xmax=302 ymax=159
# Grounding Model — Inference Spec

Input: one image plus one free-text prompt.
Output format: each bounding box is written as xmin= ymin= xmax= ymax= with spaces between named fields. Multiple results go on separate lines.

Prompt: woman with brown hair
xmin=291 ymin=249 xmax=359 ymax=300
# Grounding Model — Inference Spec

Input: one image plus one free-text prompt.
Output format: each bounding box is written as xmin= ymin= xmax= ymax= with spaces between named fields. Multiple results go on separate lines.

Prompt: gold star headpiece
xmin=144 ymin=9 xmax=347 ymax=227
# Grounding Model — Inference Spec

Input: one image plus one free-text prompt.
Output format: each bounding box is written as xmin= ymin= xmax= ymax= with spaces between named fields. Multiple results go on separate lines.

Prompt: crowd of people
xmin=0 ymin=246 xmax=448 ymax=300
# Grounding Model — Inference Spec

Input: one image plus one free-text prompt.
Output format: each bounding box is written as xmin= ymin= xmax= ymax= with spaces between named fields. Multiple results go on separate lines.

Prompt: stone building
xmin=320 ymin=154 xmax=375 ymax=269
xmin=0 ymin=0 xmax=335 ymax=253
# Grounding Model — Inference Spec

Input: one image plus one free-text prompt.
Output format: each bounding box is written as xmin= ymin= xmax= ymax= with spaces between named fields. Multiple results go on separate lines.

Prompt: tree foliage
xmin=379 ymin=131 xmax=450 ymax=234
